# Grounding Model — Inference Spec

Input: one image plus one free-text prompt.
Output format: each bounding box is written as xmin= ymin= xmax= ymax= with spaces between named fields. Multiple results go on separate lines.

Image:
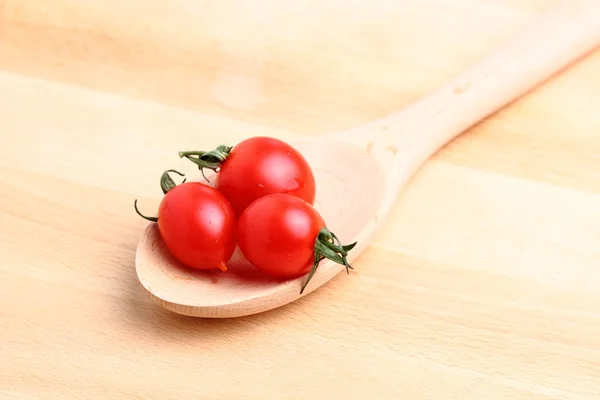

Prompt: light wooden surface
xmin=1 ymin=0 xmax=600 ymax=399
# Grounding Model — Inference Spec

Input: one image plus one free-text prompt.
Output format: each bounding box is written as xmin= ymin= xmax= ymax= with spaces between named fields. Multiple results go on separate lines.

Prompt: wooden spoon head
xmin=135 ymin=139 xmax=388 ymax=317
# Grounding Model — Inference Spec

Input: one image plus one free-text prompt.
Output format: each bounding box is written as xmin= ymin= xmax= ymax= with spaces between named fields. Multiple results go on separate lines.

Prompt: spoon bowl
xmin=136 ymin=0 xmax=600 ymax=317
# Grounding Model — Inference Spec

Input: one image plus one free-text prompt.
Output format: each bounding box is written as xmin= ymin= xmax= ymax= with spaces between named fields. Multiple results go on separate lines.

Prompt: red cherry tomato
xmin=180 ymin=137 xmax=316 ymax=216
xmin=136 ymin=179 xmax=236 ymax=271
xmin=237 ymin=194 xmax=356 ymax=293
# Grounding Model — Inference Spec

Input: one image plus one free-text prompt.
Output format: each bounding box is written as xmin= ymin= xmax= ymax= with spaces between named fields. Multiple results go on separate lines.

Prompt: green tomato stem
xmin=300 ymin=228 xmax=357 ymax=294
xmin=178 ymin=145 xmax=233 ymax=182
xmin=133 ymin=199 xmax=158 ymax=222
xmin=160 ymin=169 xmax=186 ymax=195
xmin=134 ymin=169 xmax=187 ymax=222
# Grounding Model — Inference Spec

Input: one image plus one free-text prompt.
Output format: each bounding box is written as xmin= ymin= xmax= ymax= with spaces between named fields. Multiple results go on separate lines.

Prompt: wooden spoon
xmin=136 ymin=0 xmax=600 ymax=318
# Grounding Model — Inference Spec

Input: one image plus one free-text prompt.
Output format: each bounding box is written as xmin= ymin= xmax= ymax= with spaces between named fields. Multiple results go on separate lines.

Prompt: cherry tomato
xmin=136 ymin=177 xmax=236 ymax=271
xmin=180 ymin=137 xmax=316 ymax=216
xmin=237 ymin=194 xmax=356 ymax=293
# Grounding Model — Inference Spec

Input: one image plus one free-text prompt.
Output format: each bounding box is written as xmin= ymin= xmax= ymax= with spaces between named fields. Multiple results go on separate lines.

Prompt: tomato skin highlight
xmin=215 ymin=137 xmax=316 ymax=216
xmin=157 ymin=182 xmax=236 ymax=271
xmin=237 ymin=194 xmax=325 ymax=279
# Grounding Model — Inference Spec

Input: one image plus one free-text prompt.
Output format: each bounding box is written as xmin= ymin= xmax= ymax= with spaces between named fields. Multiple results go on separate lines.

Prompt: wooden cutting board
xmin=1 ymin=1 xmax=599 ymax=399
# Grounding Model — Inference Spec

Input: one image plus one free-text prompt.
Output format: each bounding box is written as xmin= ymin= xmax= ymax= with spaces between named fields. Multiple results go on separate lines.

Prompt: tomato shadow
xmin=221 ymin=246 xmax=282 ymax=284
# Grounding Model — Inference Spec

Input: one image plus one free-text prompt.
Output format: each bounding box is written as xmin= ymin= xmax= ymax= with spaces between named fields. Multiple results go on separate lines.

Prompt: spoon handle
xmin=347 ymin=0 xmax=600 ymax=183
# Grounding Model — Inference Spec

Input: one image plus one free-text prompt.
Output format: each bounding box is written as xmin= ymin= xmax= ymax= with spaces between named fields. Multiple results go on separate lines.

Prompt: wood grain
xmin=1 ymin=0 xmax=599 ymax=399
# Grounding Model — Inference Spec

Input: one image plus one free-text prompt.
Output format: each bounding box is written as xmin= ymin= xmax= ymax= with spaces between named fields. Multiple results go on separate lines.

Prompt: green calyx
xmin=160 ymin=169 xmax=186 ymax=195
xmin=300 ymin=228 xmax=357 ymax=294
xmin=179 ymin=145 xmax=233 ymax=182
xmin=134 ymin=169 xmax=187 ymax=222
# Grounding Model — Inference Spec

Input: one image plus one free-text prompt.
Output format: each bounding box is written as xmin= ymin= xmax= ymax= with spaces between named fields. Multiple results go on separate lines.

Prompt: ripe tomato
xmin=135 ymin=172 xmax=236 ymax=271
xmin=179 ymin=137 xmax=316 ymax=216
xmin=237 ymin=194 xmax=356 ymax=293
